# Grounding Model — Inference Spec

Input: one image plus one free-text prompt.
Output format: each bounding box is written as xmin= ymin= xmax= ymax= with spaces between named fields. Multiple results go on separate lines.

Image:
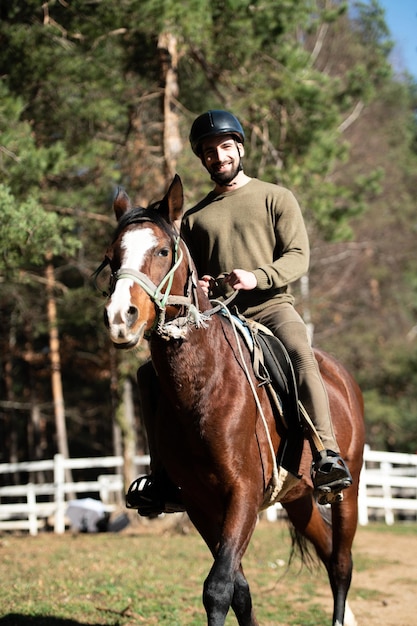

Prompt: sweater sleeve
xmin=252 ymin=188 xmax=310 ymax=291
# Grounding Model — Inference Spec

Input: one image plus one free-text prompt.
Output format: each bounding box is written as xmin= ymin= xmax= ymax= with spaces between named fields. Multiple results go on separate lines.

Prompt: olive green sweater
xmin=181 ymin=178 xmax=309 ymax=316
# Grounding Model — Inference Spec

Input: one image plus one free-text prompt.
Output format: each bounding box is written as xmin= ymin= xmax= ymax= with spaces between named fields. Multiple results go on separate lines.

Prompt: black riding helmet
xmin=189 ymin=110 xmax=245 ymax=156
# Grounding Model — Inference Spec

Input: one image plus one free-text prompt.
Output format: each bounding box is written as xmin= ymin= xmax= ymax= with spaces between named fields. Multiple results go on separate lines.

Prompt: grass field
xmin=0 ymin=517 xmax=416 ymax=626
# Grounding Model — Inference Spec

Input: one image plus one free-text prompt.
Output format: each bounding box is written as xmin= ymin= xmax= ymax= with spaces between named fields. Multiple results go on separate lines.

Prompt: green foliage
xmin=0 ymin=185 xmax=79 ymax=271
xmin=0 ymin=81 xmax=80 ymax=274
xmin=361 ymin=344 xmax=417 ymax=453
xmin=0 ymin=82 xmax=65 ymax=196
xmin=352 ymin=0 xmax=393 ymax=61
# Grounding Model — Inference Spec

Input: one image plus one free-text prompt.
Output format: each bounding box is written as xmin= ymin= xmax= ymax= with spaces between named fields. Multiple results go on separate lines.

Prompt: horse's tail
xmin=288 ymin=503 xmax=332 ymax=570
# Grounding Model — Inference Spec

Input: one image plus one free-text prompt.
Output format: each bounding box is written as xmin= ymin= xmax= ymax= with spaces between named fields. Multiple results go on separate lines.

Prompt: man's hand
xmin=199 ymin=270 xmax=257 ymax=296
xmin=198 ymin=275 xmax=212 ymax=296
xmin=224 ymin=269 xmax=257 ymax=291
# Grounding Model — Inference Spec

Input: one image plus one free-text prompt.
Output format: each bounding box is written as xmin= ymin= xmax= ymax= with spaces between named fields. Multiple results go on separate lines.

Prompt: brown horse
xmin=101 ymin=175 xmax=365 ymax=626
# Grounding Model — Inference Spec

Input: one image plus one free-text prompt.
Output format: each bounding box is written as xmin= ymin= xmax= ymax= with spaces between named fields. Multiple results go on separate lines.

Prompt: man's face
xmin=200 ymin=134 xmax=244 ymax=185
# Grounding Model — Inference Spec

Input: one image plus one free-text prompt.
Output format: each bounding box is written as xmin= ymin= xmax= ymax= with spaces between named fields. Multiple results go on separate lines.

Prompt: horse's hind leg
xmin=328 ymin=494 xmax=359 ymax=626
xmin=283 ymin=493 xmax=357 ymax=626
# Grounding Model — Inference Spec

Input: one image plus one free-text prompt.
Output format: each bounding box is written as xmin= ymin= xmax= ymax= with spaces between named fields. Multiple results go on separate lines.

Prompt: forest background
xmin=1 ymin=0 xmax=416 ymax=485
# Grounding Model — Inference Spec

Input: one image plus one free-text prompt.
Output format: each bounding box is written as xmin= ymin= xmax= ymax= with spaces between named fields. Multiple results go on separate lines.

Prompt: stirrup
xmin=312 ymin=450 xmax=352 ymax=504
xmin=125 ymin=474 xmax=185 ymax=517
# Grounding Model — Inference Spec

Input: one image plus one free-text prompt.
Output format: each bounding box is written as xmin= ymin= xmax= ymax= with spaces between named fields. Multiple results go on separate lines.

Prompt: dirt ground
xmin=1 ymin=519 xmax=416 ymax=626
xmin=132 ymin=517 xmax=417 ymax=626
xmin=332 ymin=528 xmax=417 ymax=626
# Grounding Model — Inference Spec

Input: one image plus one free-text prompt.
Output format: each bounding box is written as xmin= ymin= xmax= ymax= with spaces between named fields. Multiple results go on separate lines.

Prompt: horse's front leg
xmin=203 ymin=545 xmax=259 ymax=626
xmin=198 ymin=492 xmax=260 ymax=626
xmin=232 ymin=566 xmax=260 ymax=626
xmin=202 ymin=543 xmax=235 ymax=625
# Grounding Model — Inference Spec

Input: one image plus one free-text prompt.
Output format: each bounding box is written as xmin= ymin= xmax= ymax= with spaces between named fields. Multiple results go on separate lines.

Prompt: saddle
xmin=230 ymin=315 xmax=305 ymax=477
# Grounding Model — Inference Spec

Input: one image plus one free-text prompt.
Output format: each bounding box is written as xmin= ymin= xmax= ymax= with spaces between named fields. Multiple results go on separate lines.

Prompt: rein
xmin=219 ymin=306 xmax=281 ymax=502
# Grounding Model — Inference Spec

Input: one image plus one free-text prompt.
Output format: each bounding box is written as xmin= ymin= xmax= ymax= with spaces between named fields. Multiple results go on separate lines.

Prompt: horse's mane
xmin=112 ymin=201 xmax=176 ymax=243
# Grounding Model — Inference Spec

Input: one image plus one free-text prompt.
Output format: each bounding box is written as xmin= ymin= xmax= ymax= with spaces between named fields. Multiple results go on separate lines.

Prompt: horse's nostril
xmin=126 ymin=305 xmax=138 ymax=326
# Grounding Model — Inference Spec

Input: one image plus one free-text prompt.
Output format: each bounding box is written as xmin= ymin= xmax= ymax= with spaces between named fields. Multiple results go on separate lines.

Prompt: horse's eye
xmin=158 ymin=248 xmax=170 ymax=258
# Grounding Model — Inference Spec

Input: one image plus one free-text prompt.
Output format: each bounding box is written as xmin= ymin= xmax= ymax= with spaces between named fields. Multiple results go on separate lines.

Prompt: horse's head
xmin=101 ymin=175 xmax=198 ymax=348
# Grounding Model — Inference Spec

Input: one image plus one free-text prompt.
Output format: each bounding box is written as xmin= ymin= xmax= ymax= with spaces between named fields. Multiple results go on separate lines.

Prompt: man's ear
xmin=237 ymin=143 xmax=245 ymax=158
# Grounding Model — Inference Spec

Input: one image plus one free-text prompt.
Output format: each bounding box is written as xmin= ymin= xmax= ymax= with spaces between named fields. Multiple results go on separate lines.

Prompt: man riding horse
xmin=126 ymin=110 xmax=352 ymax=515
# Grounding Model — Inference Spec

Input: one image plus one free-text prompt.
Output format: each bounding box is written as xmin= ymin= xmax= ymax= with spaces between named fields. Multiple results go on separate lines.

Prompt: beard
xmin=209 ymin=158 xmax=243 ymax=186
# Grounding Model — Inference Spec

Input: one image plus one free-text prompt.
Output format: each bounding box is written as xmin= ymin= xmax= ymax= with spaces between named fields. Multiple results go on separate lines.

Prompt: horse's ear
xmin=113 ymin=188 xmax=132 ymax=221
xmin=160 ymin=174 xmax=183 ymax=225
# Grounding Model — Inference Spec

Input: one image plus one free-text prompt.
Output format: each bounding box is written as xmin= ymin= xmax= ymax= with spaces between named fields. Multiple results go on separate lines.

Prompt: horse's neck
xmin=150 ymin=316 xmax=228 ymax=390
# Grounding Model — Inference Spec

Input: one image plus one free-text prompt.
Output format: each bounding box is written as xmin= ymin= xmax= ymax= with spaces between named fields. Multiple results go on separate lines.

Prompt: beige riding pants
xmin=248 ymin=302 xmax=339 ymax=453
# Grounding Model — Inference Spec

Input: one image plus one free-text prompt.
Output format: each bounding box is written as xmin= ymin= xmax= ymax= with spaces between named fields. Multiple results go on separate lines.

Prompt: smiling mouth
xmin=213 ymin=160 xmax=232 ymax=172
xmin=220 ymin=162 xmax=231 ymax=170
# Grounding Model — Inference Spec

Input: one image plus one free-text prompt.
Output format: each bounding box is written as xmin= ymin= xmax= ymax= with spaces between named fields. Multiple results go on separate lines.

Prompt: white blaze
xmin=106 ymin=228 xmax=157 ymax=328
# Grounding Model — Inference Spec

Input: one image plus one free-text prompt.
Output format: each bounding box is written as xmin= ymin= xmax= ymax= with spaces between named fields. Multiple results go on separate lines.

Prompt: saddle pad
xmin=227 ymin=313 xmax=304 ymax=477
xmin=229 ymin=313 xmax=253 ymax=349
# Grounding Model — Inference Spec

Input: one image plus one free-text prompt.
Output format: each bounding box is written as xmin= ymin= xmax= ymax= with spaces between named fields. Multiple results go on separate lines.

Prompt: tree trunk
xmin=109 ymin=348 xmax=137 ymax=499
xmin=158 ymin=31 xmax=182 ymax=183
xmin=45 ymin=259 xmax=73 ymax=488
xmin=123 ymin=377 xmax=136 ymax=492
xmin=3 ymin=315 xmax=19 ymax=467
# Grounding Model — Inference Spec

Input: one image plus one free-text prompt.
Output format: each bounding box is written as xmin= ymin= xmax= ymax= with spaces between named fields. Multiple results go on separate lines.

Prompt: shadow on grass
xmin=0 ymin=617 xmax=105 ymax=626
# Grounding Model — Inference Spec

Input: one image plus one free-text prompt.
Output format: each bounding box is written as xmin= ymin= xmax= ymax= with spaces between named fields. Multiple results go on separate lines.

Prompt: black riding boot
xmin=126 ymin=470 xmax=185 ymax=517
xmin=312 ymin=449 xmax=352 ymax=503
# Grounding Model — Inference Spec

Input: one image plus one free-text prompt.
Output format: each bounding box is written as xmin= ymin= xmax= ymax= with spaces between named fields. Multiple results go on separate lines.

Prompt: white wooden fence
xmin=0 ymin=447 xmax=416 ymax=535
xmin=0 ymin=454 xmax=150 ymax=535
xmin=358 ymin=446 xmax=417 ymax=525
